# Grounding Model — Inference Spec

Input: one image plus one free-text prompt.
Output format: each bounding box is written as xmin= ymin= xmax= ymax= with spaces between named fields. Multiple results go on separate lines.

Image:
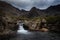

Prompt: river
xmin=9 ymin=31 xmax=60 ymax=40
xmin=9 ymin=22 xmax=60 ymax=40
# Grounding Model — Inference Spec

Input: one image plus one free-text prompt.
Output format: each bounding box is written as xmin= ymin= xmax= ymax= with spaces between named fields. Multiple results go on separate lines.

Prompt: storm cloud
xmin=0 ymin=0 xmax=60 ymax=10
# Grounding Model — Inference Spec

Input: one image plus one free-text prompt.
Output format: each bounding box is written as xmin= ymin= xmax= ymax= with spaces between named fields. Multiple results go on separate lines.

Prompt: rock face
xmin=0 ymin=11 xmax=18 ymax=36
xmin=0 ymin=16 xmax=18 ymax=36
xmin=23 ymin=18 xmax=47 ymax=31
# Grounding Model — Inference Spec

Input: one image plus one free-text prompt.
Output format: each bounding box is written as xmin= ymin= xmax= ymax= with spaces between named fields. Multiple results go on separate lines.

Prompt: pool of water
xmin=9 ymin=31 xmax=60 ymax=40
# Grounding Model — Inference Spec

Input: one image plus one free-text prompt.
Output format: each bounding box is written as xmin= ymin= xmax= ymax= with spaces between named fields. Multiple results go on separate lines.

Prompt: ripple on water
xmin=10 ymin=31 xmax=60 ymax=40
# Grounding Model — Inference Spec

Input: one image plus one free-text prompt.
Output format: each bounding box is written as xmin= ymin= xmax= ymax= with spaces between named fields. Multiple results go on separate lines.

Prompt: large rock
xmin=24 ymin=19 xmax=47 ymax=31
xmin=0 ymin=16 xmax=18 ymax=37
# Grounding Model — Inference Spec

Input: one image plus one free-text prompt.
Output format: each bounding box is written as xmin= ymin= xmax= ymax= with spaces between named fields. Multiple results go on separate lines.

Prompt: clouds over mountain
xmin=1 ymin=0 xmax=60 ymax=10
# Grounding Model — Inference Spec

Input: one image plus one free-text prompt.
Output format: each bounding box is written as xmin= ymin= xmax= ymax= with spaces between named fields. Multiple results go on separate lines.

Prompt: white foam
xmin=17 ymin=23 xmax=31 ymax=34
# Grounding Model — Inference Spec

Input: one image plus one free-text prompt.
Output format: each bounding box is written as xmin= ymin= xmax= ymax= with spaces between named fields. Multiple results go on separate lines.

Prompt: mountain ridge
xmin=0 ymin=1 xmax=60 ymax=18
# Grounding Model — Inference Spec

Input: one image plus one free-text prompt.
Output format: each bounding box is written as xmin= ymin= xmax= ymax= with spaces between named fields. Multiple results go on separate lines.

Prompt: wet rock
xmin=40 ymin=28 xmax=48 ymax=32
xmin=23 ymin=24 xmax=29 ymax=30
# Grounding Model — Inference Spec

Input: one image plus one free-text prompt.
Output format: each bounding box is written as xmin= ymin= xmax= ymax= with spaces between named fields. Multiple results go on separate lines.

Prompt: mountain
xmin=27 ymin=5 xmax=60 ymax=18
xmin=45 ymin=5 xmax=60 ymax=16
xmin=0 ymin=1 xmax=60 ymax=18
xmin=0 ymin=1 xmax=20 ymax=16
xmin=46 ymin=5 xmax=60 ymax=11
xmin=27 ymin=7 xmax=44 ymax=18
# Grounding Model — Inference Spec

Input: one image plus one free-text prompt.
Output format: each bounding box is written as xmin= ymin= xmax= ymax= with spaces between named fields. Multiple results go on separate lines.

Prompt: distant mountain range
xmin=0 ymin=1 xmax=60 ymax=18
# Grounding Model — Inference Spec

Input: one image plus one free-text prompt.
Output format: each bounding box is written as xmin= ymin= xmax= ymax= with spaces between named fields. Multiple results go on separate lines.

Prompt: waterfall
xmin=17 ymin=22 xmax=28 ymax=34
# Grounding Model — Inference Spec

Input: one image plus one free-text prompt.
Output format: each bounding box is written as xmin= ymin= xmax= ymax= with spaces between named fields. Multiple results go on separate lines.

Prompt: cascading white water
xmin=17 ymin=22 xmax=28 ymax=34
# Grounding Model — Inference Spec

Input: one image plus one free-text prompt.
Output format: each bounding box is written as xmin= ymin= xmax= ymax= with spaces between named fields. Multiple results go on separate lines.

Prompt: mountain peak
xmin=31 ymin=7 xmax=37 ymax=10
xmin=30 ymin=7 xmax=37 ymax=11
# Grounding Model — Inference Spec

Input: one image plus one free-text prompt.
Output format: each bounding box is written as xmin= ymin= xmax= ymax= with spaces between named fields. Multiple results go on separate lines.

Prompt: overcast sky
xmin=0 ymin=0 xmax=60 ymax=10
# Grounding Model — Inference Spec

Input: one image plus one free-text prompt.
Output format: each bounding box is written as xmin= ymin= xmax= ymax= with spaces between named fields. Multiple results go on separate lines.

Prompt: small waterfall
xmin=17 ymin=22 xmax=28 ymax=34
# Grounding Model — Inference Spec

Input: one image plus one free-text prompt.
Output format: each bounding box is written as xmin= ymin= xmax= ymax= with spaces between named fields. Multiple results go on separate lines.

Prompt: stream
xmin=9 ymin=22 xmax=60 ymax=40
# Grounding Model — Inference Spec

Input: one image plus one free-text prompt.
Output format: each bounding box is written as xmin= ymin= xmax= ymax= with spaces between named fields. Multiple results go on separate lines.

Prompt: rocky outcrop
xmin=0 ymin=15 xmax=18 ymax=37
xmin=23 ymin=18 xmax=48 ymax=31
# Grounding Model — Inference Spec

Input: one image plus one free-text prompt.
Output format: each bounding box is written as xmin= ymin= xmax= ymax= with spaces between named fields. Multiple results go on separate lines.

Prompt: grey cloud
xmin=52 ymin=0 xmax=60 ymax=5
xmin=0 ymin=0 xmax=60 ymax=10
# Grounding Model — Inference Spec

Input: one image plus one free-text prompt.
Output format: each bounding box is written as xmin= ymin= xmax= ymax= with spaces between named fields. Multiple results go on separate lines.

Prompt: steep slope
xmin=45 ymin=5 xmax=60 ymax=16
xmin=0 ymin=1 xmax=20 ymax=16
